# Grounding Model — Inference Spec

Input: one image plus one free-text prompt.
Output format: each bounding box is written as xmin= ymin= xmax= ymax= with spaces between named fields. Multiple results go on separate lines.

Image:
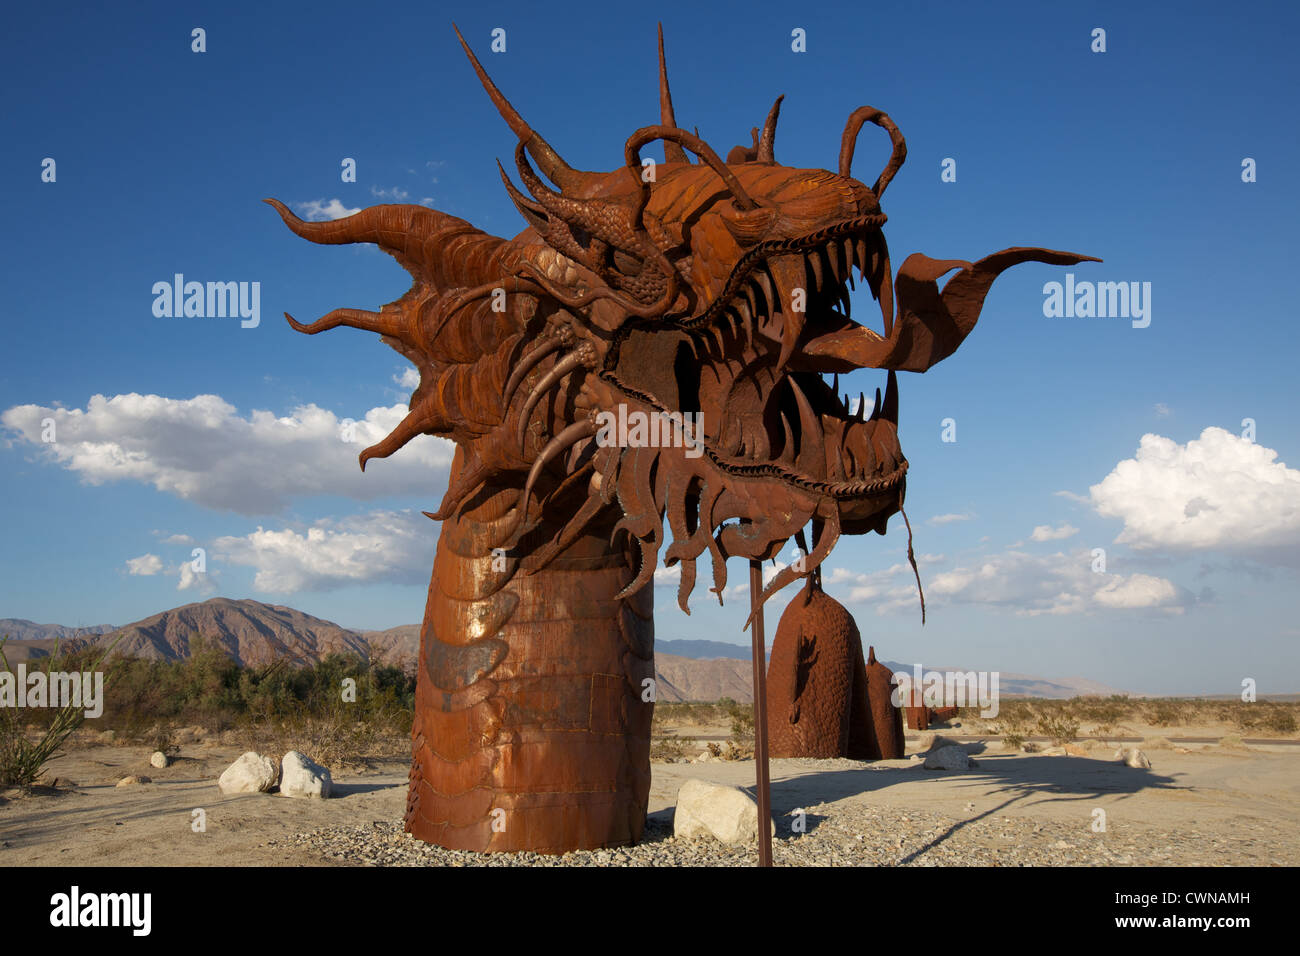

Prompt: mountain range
xmin=1 ymin=598 xmax=1128 ymax=700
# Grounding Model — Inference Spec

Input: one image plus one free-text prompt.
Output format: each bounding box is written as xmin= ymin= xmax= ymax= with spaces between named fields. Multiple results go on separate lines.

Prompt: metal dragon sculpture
xmin=268 ymin=26 xmax=1096 ymax=853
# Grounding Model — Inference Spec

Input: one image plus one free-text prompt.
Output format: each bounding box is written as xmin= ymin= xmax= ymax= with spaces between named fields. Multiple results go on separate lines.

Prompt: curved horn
xmin=284 ymin=307 xmax=411 ymax=341
xmin=503 ymin=335 xmax=563 ymax=406
xmin=625 ymin=125 xmax=758 ymax=215
xmin=756 ymin=95 xmax=784 ymax=164
xmin=453 ymin=24 xmax=585 ymax=192
xmin=838 ymin=106 xmax=907 ymax=198
xmin=657 ymin=25 xmax=689 ymax=164
xmin=498 ymin=418 xmax=599 ymax=547
xmin=517 ymin=348 xmax=589 ymax=448
xmin=359 ymin=396 xmax=451 ymax=471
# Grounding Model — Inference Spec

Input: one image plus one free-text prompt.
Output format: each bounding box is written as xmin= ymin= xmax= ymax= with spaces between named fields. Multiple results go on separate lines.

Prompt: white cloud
xmin=213 ymin=510 xmax=436 ymax=593
xmin=927 ymin=549 xmax=1192 ymax=616
xmin=2 ymin=393 xmax=455 ymax=515
xmin=160 ymin=533 xmax=194 ymax=546
xmin=1155 ymin=403 xmax=1171 ymax=417
xmin=825 ymin=556 xmax=941 ymax=614
xmin=929 ymin=512 xmax=974 ymax=526
xmin=126 ymin=553 xmax=163 ymax=575
xmin=1030 ymin=522 xmax=1078 ymax=542
xmin=1093 ymin=573 xmax=1181 ymax=609
xmin=394 ymin=367 xmax=420 ymax=390
xmin=370 ymin=185 xmax=411 ymax=202
xmin=176 ymin=562 xmax=217 ymax=594
xmin=1089 ymin=427 xmax=1300 ymax=564
xmin=824 ymin=549 xmax=1190 ymax=617
xmin=295 ymin=199 xmax=361 ymax=221
xmin=653 ymin=564 xmax=680 ymax=587
xmin=1054 ymin=490 xmax=1090 ymax=504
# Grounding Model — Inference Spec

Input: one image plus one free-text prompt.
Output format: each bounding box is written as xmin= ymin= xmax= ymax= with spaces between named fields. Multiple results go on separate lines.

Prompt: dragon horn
xmin=454 ymin=24 xmax=585 ymax=192
xmin=657 ymin=24 xmax=689 ymax=164
xmin=756 ymin=95 xmax=783 ymax=164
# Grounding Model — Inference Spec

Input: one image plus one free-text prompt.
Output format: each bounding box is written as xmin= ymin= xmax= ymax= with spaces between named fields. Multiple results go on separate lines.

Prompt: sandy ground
xmin=3 ymin=733 xmax=1297 ymax=866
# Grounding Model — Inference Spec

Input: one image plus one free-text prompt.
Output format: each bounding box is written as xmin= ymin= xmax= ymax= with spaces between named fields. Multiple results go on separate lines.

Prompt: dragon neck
xmin=405 ymin=456 xmax=656 ymax=852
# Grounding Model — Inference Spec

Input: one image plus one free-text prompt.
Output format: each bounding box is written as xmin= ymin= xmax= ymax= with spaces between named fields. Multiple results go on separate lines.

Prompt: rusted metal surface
xmin=765 ymin=574 xmax=905 ymax=760
xmin=748 ymin=560 xmax=773 ymax=866
xmin=903 ymin=683 xmax=960 ymax=731
xmin=270 ymin=24 xmax=1095 ymax=854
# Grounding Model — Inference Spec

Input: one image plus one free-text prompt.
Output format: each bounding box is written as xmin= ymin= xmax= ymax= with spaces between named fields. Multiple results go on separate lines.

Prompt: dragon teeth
xmin=755 ymin=270 xmax=774 ymax=316
xmin=807 ymin=252 xmax=823 ymax=291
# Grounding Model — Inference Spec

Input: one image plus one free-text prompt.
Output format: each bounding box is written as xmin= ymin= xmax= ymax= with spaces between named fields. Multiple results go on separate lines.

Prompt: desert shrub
xmin=1073 ymin=695 xmax=1133 ymax=727
xmin=722 ymin=698 xmax=754 ymax=740
xmin=1036 ymin=711 xmax=1080 ymax=746
xmin=0 ymin=634 xmax=122 ymax=787
xmin=1143 ymin=698 xmax=1191 ymax=727
xmin=650 ymin=735 xmax=695 ymax=762
xmin=11 ymin=637 xmax=417 ymax=760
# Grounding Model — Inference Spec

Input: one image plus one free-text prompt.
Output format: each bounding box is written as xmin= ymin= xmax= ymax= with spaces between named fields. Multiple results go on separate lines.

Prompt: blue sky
xmin=2 ymin=1 xmax=1297 ymax=694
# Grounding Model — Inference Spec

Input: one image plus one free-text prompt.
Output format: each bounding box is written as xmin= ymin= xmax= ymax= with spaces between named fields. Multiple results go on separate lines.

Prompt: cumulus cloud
xmin=1089 ymin=427 xmax=1300 ymax=565
xmin=929 ymin=512 xmax=974 ymax=526
xmin=212 ymin=510 xmax=436 ymax=592
xmin=295 ymin=199 xmax=361 ymax=221
xmin=1 ymin=393 xmax=455 ymax=515
xmin=394 ymin=367 xmax=420 ymax=391
xmin=125 ymin=553 xmax=163 ymax=576
xmin=160 ymin=533 xmax=194 ymax=546
xmin=927 ymin=549 xmax=1193 ymax=616
xmin=176 ymin=561 xmax=217 ymax=594
xmin=1030 ymin=522 xmax=1078 ymax=542
xmin=825 ymin=556 xmax=942 ymax=614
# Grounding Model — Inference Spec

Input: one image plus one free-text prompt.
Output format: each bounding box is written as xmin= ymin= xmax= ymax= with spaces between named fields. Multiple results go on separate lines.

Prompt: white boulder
xmin=923 ymin=745 xmax=972 ymax=770
xmin=674 ymin=779 xmax=773 ymax=844
xmin=218 ymin=751 xmax=278 ymax=795
xmin=1117 ymin=747 xmax=1151 ymax=769
xmin=279 ymin=751 xmax=333 ymax=799
xmin=150 ymin=751 xmax=169 ymax=769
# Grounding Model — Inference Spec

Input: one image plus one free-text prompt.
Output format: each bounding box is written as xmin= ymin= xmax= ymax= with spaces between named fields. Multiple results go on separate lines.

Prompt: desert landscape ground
xmin=3 ymin=714 xmax=1297 ymax=867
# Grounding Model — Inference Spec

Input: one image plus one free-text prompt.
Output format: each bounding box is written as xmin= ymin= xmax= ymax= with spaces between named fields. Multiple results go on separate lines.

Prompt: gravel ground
xmin=282 ymin=781 xmax=1285 ymax=867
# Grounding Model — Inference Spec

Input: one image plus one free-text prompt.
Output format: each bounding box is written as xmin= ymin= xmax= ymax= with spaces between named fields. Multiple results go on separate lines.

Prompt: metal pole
xmin=749 ymin=559 xmax=773 ymax=867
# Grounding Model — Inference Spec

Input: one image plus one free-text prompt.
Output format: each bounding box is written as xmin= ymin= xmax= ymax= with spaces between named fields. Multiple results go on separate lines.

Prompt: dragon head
xmin=269 ymin=26 xmax=1097 ymax=620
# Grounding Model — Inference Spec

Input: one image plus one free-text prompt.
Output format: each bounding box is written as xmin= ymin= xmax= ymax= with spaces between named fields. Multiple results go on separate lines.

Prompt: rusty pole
xmin=749 ymin=559 xmax=773 ymax=867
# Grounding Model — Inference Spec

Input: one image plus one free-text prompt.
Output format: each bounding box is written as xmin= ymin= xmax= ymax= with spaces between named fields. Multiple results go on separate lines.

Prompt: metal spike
xmin=754 ymin=269 xmax=774 ymax=316
xmin=882 ymin=369 xmax=898 ymax=425
xmin=778 ymin=412 xmax=796 ymax=466
xmin=788 ymin=376 xmax=825 ymax=475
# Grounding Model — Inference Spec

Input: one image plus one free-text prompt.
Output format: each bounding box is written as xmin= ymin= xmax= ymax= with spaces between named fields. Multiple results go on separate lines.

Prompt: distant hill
xmin=3 ymin=599 xmax=380 ymax=669
xmin=656 ymin=639 xmax=1131 ymax=699
xmin=3 ymin=600 xmax=1130 ymax=697
xmin=0 ymin=618 xmax=116 ymax=643
xmin=656 ymin=639 xmax=760 ymax=661
xmin=655 ymin=653 xmax=754 ymax=702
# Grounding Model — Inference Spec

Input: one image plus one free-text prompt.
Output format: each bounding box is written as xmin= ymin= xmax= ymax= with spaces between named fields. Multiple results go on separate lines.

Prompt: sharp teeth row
xmin=724 ymin=233 xmax=871 ymax=329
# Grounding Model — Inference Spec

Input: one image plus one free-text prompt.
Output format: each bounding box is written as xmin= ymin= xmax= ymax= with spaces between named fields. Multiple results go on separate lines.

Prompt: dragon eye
xmin=720 ymin=203 xmax=777 ymax=244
